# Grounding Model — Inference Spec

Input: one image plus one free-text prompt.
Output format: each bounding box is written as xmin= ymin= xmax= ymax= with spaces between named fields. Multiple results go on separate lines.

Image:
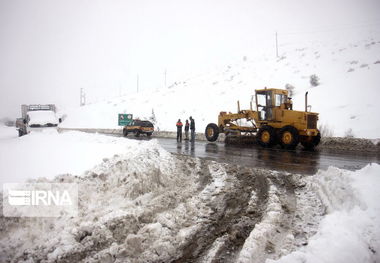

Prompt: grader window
xmin=256 ymin=91 xmax=273 ymax=120
xmin=257 ymin=93 xmax=267 ymax=107
xmin=275 ymin=94 xmax=287 ymax=107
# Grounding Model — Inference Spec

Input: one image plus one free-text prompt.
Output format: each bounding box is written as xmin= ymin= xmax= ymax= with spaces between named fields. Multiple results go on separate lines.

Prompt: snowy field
xmin=0 ymin=124 xmax=144 ymax=185
xmin=0 ymin=124 xmax=379 ymax=262
xmin=60 ymin=30 xmax=380 ymax=139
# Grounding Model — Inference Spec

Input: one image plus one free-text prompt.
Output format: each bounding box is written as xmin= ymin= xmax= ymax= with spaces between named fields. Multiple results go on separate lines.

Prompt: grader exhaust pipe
xmin=305 ymin=92 xmax=308 ymax=112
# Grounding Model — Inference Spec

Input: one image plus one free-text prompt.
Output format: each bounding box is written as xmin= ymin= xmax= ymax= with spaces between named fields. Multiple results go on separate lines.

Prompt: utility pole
xmin=136 ymin=74 xmax=139 ymax=93
xmin=80 ymin=88 xmax=86 ymax=106
xmin=275 ymin=31 xmax=279 ymax=58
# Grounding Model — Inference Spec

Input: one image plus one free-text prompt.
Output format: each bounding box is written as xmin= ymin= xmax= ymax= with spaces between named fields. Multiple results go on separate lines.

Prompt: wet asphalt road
xmin=123 ymin=136 xmax=380 ymax=175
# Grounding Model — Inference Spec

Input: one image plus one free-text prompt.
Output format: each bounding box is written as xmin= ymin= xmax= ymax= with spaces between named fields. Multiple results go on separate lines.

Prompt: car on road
xmin=123 ymin=120 xmax=154 ymax=137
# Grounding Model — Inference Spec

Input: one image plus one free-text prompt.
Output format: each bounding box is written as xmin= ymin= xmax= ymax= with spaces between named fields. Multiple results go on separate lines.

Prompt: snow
xmin=59 ymin=30 xmax=380 ymax=139
xmin=0 ymin=127 xmax=148 ymax=185
xmin=0 ymin=135 xmax=204 ymax=262
xmin=0 ymin=124 xmax=17 ymax=141
xmin=27 ymin=110 xmax=59 ymax=126
xmin=1 ymin=125 xmax=380 ymax=262
xmin=0 ymin=123 xmax=380 ymax=263
xmin=1 ymin=4 xmax=379 ymax=262
xmin=238 ymin=185 xmax=284 ymax=263
xmin=265 ymin=164 xmax=380 ymax=263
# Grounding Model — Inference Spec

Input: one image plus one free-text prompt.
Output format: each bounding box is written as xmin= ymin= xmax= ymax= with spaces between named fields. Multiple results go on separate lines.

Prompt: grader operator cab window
xmin=256 ymin=90 xmax=273 ymax=121
xmin=275 ymin=94 xmax=287 ymax=107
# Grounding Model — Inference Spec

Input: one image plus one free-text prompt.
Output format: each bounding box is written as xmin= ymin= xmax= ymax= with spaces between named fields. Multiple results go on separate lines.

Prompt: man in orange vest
xmin=176 ymin=119 xmax=183 ymax=142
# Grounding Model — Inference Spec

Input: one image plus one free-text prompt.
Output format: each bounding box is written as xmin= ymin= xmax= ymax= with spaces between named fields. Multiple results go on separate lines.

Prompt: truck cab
xmin=255 ymin=88 xmax=292 ymax=121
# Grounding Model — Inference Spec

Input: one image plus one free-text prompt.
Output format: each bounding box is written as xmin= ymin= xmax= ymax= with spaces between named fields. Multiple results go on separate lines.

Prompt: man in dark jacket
xmin=189 ymin=116 xmax=195 ymax=142
xmin=176 ymin=119 xmax=183 ymax=142
xmin=184 ymin=119 xmax=190 ymax=140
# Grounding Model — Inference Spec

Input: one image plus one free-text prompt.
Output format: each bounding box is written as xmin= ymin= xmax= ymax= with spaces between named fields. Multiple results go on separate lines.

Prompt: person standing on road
xmin=189 ymin=116 xmax=195 ymax=142
xmin=176 ymin=119 xmax=183 ymax=142
xmin=184 ymin=119 xmax=190 ymax=140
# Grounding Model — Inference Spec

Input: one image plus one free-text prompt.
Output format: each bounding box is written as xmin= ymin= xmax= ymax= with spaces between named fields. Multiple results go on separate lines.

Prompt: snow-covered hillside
xmin=60 ymin=31 xmax=380 ymax=139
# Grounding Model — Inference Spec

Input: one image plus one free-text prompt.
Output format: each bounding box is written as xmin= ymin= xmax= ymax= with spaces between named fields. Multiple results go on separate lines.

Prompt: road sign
xmin=118 ymin=114 xmax=133 ymax=126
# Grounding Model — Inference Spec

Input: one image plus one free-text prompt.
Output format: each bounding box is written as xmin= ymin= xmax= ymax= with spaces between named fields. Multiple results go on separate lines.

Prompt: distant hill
xmin=61 ymin=30 xmax=380 ymax=139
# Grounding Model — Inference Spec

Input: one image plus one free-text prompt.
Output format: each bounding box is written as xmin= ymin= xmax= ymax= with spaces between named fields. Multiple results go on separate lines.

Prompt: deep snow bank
xmin=264 ymin=164 xmax=380 ymax=263
xmin=1 ymin=147 xmax=379 ymax=263
xmin=0 ymin=129 xmax=150 ymax=185
xmin=0 ymin=142 xmax=232 ymax=262
xmin=320 ymin=137 xmax=380 ymax=152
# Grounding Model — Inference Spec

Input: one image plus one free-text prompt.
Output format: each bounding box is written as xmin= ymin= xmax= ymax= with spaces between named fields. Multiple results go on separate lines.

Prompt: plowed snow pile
xmin=1 ymin=131 xmax=379 ymax=262
xmin=259 ymin=164 xmax=380 ymax=263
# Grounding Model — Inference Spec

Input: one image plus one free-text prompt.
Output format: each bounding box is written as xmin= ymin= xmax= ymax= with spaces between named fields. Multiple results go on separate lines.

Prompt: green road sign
xmin=118 ymin=113 xmax=133 ymax=126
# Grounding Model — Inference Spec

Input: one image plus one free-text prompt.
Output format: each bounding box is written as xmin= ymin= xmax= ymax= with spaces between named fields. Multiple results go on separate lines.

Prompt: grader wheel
xmin=123 ymin=128 xmax=128 ymax=137
xmin=279 ymin=125 xmax=299 ymax=150
xmin=257 ymin=125 xmax=276 ymax=147
xmin=205 ymin=123 xmax=219 ymax=142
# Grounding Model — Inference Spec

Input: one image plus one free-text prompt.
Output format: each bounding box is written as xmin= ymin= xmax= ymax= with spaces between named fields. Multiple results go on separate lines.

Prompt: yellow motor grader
xmin=205 ymin=88 xmax=321 ymax=150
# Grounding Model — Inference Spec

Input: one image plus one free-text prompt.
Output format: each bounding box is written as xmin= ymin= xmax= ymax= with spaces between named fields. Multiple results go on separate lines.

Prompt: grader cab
xmin=205 ymin=88 xmax=321 ymax=150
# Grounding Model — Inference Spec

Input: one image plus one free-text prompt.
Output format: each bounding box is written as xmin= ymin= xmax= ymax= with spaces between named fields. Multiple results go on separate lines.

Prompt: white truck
xmin=16 ymin=104 xmax=61 ymax=137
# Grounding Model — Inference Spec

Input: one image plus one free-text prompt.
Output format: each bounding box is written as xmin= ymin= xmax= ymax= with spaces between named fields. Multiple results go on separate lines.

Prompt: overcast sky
xmin=0 ymin=0 xmax=379 ymax=118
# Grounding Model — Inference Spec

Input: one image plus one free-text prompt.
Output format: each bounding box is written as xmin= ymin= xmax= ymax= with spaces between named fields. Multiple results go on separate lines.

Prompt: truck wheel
xmin=18 ymin=130 xmax=24 ymax=137
xmin=135 ymin=131 xmax=140 ymax=137
xmin=123 ymin=128 xmax=128 ymax=137
xmin=279 ymin=125 xmax=299 ymax=150
xmin=301 ymin=131 xmax=321 ymax=150
xmin=257 ymin=125 xmax=276 ymax=147
xmin=205 ymin=123 xmax=219 ymax=142
xmin=147 ymin=132 xmax=152 ymax=137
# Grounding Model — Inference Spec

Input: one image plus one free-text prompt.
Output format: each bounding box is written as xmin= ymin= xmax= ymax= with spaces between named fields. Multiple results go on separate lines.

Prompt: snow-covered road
xmin=0 ymin=126 xmax=379 ymax=262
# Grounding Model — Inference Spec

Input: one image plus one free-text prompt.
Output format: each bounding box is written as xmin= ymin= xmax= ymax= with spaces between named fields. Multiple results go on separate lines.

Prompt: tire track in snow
xmin=172 ymin=166 xmax=270 ymax=263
